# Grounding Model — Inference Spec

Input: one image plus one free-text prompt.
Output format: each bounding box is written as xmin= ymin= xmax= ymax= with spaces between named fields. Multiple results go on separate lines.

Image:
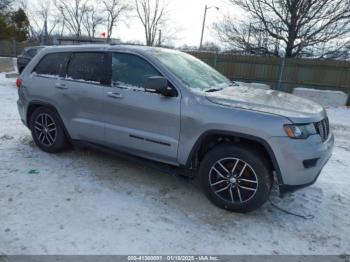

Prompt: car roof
xmin=42 ymin=44 xmax=179 ymax=55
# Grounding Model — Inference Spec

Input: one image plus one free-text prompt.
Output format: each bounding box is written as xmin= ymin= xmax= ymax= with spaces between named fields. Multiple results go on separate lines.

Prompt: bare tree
xmin=36 ymin=0 xmax=61 ymax=42
xmin=0 ymin=0 xmax=11 ymax=14
xmin=214 ymin=18 xmax=281 ymax=56
xmin=54 ymin=0 xmax=90 ymax=37
xmin=102 ymin=0 xmax=131 ymax=40
xmin=157 ymin=25 xmax=182 ymax=47
xmin=134 ymin=0 xmax=168 ymax=46
xmin=214 ymin=0 xmax=350 ymax=58
xmin=18 ymin=0 xmax=39 ymax=39
xmin=201 ymin=41 xmax=221 ymax=52
xmin=82 ymin=6 xmax=104 ymax=38
xmin=18 ymin=0 xmax=60 ymax=41
xmin=17 ymin=0 xmax=33 ymax=37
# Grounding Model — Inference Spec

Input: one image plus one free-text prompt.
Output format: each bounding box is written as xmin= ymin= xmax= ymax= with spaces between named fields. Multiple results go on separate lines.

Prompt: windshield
xmin=154 ymin=50 xmax=232 ymax=91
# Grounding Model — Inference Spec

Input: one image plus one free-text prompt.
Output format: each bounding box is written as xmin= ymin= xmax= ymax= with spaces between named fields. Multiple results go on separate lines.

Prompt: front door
xmin=103 ymin=52 xmax=181 ymax=165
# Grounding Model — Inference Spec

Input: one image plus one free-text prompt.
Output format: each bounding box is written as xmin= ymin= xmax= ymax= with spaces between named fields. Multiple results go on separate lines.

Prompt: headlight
xmin=284 ymin=124 xmax=317 ymax=139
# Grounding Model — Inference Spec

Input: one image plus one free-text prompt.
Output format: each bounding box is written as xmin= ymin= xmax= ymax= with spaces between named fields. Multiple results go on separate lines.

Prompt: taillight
xmin=16 ymin=78 xmax=22 ymax=89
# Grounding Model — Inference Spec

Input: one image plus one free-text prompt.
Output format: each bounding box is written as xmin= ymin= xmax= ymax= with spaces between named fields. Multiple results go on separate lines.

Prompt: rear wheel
xmin=199 ymin=144 xmax=272 ymax=213
xmin=30 ymin=107 xmax=68 ymax=153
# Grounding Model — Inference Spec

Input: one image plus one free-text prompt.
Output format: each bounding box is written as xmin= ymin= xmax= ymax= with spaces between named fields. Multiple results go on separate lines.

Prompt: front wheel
xmin=199 ymin=144 xmax=272 ymax=213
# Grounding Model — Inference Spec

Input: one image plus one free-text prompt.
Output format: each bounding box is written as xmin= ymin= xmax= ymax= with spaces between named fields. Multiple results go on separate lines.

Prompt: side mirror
xmin=145 ymin=76 xmax=169 ymax=96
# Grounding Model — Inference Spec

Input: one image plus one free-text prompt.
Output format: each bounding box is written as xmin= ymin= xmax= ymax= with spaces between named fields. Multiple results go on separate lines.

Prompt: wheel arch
xmin=185 ymin=130 xmax=284 ymax=185
xmin=26 ymin=101 xmax=71 ymax=141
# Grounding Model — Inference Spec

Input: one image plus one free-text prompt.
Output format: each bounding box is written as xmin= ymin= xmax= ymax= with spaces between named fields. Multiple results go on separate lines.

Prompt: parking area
xmin=0 ymin=58 xmax=15 ymax=73
xmin=0 ymin=71 xmax=350 ymax=255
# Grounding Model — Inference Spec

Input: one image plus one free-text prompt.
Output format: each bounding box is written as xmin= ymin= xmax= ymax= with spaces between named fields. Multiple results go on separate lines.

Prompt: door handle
xmin=107 ymin=92 xmax=123 ymax=99
xmin=55 ymin=83 xmax=68 ymax=90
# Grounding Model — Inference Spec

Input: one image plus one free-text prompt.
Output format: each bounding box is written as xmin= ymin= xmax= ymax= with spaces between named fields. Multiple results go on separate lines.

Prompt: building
xmin=53 ymin=36 xmax=120 ymax=45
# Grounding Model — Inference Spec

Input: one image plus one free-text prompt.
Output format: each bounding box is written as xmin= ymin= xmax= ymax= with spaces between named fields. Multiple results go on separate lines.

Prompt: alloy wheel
xmin=33 ymin=113 xmax=57 ymax=146
xmin=209 ymin=158 xmax=258 ymax=203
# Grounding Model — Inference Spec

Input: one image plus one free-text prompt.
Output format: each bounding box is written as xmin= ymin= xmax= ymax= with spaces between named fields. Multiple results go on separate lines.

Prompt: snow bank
xmin=293 ymin=87 xmax=349 ymax=107
xmin=0 ymin=57 xmax=15 ymax=73
xmin=12 ymin=57 xmax=17 ymax=73
xmin=236 ymin=81 xmax=271 ymax=90
xmin=327 ymin=107 xmax=350 ymax=128
xmin=5 ymin=73 xmax=18 ymax=78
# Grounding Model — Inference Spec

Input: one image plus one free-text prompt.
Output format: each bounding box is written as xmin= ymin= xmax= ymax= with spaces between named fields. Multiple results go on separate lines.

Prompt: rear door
xmin=56 ymin=52 xmax=109 ymax=143
xmin=29 ymin=52 xmax=70 ymax=109
xmin=103 ymin=52 xmax=181 ymax=164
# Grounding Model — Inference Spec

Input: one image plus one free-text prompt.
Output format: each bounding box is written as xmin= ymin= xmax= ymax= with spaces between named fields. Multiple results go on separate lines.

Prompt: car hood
xmin=205 ymin=85 xmax=325 ymax=123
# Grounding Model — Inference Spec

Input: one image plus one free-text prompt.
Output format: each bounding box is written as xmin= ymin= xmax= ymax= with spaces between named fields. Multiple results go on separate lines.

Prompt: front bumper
xmin=268 ymin=133 xmax=334 ymax=193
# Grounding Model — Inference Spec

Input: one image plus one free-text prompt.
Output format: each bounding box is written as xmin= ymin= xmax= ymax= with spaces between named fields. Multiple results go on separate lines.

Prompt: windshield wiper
xmin=205 ymin=87 xmax=224 ymax=93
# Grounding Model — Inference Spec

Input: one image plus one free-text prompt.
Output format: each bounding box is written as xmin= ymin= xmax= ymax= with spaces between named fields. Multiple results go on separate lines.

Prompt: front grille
xmin=314 ymin=117 xmax=330 ymax=142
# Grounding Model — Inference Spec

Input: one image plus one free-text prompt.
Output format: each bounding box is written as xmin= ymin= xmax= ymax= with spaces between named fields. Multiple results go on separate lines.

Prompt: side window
xmin=112 ymin=53 xmax=161 ymax=90
xmin=34 ymin=53 xmax=70 ymax=77
xmin=67 ymin=52 xmax=106 ymax=84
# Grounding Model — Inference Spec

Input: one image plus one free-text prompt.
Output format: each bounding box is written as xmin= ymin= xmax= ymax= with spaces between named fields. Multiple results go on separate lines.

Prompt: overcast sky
xmin=22 ymin=0 xmax=243 ymax=47
xmin=113 ymin=0 xmax=242 ymax=47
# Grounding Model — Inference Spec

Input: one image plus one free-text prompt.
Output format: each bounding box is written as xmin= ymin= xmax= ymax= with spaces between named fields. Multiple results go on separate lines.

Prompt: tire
xmin=199 ymin=144 xmax=272 ymax=213
xmin=30 ymin=107 xmax=68 ymax=153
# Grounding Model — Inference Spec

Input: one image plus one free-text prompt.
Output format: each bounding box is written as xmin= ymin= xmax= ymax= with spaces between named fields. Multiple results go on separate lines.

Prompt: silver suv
xmin=16 ymin=45 xmax=334 ymax=212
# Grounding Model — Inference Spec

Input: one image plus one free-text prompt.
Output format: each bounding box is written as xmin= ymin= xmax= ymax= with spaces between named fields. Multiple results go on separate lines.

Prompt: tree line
xmin=0 ymin=0 xmax=349 ymax=59
xmin=1 ymin=0 xmax=175 ymax=46
xmin=0 ymin=0 xmax=29 ymax=41
xmin=214 ymin=0 xmax=350 ymax=59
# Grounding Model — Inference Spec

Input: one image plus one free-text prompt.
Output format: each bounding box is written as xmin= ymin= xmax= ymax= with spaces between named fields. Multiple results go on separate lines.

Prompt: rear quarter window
xmin=66 ymin=52 xmax=107 ymax=84
xmin=33 ymin=53 xmax=70 ymax=77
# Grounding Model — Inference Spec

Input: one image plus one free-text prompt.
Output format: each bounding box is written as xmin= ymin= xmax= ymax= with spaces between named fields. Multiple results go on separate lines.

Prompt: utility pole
xmin=41 ymin=19 xmax=48 ymax=45
xmin=60 ymin=6 xmax=65 ymax=37
xmin=247 ymin=23 xmax=252 ymax=51
xmin=199 ymin=5 xmax=219 ymax=50
xmin=61 ymin=19 xmax=65 ymax=37
xmin=44 ymin=19 xmax=48 ymax=45
xmin=199 ymin=5 xmax=208 ymax=49
xmin=158 ymin=29 xmax=162 ymax=47
xmin=276 ymin=56 xmax=286 ymax=91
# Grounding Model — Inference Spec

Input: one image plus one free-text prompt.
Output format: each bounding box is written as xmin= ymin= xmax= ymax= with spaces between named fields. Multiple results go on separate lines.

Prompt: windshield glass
xmin=154 ymin=50 xmax=232 ymax=91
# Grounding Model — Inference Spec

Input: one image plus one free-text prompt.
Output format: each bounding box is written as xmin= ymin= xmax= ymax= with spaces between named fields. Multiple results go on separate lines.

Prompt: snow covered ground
xmin=0 ymin=72 xmax=350 ymax=255
xmin=293 ymin=87 xmax=349 ymax=107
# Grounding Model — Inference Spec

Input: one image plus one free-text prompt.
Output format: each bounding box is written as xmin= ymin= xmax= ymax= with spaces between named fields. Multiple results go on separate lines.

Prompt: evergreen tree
xmin=11 ymin=8 xmax=29 ymax=41
xmin=0 ymin=5 xmax=29 ymax=41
